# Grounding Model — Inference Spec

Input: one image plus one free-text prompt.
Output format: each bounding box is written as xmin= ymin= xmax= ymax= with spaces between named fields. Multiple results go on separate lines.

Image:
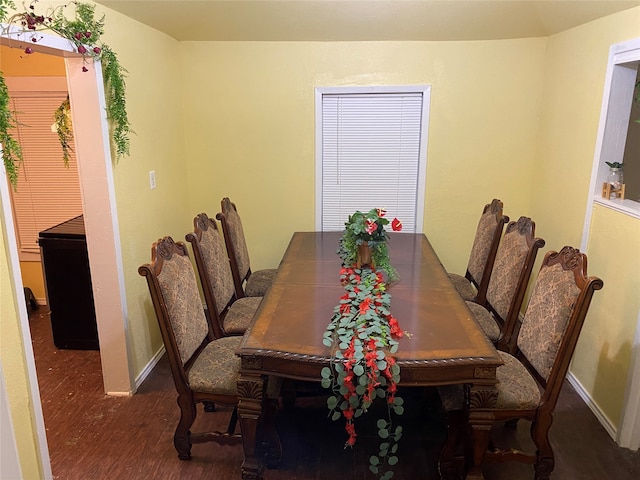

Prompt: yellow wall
xmin=575 ymin=205 xmax=640 ymax=427
xmin=0 ymin=208 xmax=44 ymax=479
xmin=180 ymin=39 xmax=547 ymax=275
xmin=96 ymin=6 xmax=189 ymax=380
xmin=533 ymin=7 xmax=640 ymax=428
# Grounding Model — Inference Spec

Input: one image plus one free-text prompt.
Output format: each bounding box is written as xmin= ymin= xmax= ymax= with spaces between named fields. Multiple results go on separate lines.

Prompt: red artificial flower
xmin=391 ymin=217 xmax=403 ymax=231
xmin=376 ymin=208 xmax=386 ymax=217
xmin=389 ymin=316 xmax=404 ymax=338
xmin=359 ymin=297 xmax=372 ymax=315
xmin=365 ymin=219 xmax=378 ymax=234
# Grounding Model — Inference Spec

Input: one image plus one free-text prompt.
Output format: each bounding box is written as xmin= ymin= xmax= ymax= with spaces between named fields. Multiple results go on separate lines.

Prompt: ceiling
xmin=94 ymin=0 xmax=640 ymax=42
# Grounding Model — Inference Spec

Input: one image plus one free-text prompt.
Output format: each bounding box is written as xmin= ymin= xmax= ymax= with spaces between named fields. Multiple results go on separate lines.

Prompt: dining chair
xmin=438 ymin=246 xmax=603 ymax=480
xmin=448 ymin=199 xmax=509 ymax=304
xmin=216 ymin=197 xmax=277 ymax=298
xmin=465 ymin=216 xmax=545 ymax=353
xmin=185 ymin=212 xmax=262 ymax=337
xmin=138 ymin=236 xmax=242 ymax=460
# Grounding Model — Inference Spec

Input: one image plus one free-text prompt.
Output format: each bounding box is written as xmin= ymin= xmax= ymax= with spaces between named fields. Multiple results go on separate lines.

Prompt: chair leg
xmin=532 ymin=414 xmax=555 ymax=480
xmin=259 ymin=397 xmax=282 ymax=469
xmin=439 ymin=409 xmax=467 ymax=480
xmin=174 ymin=395 xmax=197 ymax=460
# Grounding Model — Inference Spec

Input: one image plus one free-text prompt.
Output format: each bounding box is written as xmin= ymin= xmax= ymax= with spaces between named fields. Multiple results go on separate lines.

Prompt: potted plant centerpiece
xmin=322 ymin=208 xmax=407 ymax=480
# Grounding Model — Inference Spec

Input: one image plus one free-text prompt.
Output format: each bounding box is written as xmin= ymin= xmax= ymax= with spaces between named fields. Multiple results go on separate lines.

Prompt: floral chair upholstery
xmin=448 ymin=199 xmax=509 ymax=304
xmin=465 ymin=216 xmax=545 ymax=353
xmin=438 ymin=246 xmax=603 ymax=480
xmin=138 ymin=236 xmax=243 ymax=460
xmin=185 ymin=213 xmax=262 ymax=337
xmin=216 ymin=197 xmax=277 ymax=298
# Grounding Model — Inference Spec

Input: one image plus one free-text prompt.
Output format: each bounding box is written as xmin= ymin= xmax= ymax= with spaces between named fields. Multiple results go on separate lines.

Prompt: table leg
xmin=238 ymin=371 xmax=265 ymax=480
xmin=466 ymin=384 xmax=498 ymax=480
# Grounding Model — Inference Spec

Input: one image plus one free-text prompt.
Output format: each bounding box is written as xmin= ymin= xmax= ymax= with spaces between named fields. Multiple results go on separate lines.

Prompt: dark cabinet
xmin=38 ymin=215 xmax=99 ymax=350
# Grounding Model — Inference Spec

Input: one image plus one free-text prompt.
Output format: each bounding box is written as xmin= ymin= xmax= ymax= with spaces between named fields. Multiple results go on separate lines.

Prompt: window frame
xmin=585 ymin=38 xmax=640 ymax=232
xmin=314 ymin=85 xmax=430 ymax=233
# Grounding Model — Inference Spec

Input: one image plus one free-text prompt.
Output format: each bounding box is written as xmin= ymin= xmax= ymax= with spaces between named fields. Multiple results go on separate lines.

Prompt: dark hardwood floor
xmin=30 ymin=306 xmax=640 ymax=479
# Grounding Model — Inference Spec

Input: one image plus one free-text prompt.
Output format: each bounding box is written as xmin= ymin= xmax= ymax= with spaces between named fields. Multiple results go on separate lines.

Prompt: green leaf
xmin=331 ymin=411 xmax=342 ymax=421
xmin=320 ymin=378 xmax=331 ymax=388
xmin=327 ymin=396 xmax=338 ymax=409
xmin=320 ymin=367 xmax=331 ymax=378
xmin=369 ymin=465 xmax=379 ymax=475
xmin=378 ymin=428 xmax=389 ymax=439
xmin=353 ymin=364 xmax=364 ymax=376
xmin=376 ymin=418 xmax=388 ymax=429
xmin=388 ymin=455 xmax=399 ymax=466
xmin=369 ymin=455 xmax=380 ymax=466
xmin=393 ymin=405 xmax=404 ymax=415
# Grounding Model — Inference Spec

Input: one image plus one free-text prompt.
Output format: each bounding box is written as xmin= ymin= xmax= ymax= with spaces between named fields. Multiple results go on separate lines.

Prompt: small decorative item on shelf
xmin=602 ymin=162 xmax=625 ymax=200
xmin=322 ymin=208 xmax=407 ymax=480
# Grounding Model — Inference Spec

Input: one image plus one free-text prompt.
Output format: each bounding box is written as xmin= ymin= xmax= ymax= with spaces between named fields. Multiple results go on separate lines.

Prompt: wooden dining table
xmin=236 ymin=231 xmax=503 ymax=480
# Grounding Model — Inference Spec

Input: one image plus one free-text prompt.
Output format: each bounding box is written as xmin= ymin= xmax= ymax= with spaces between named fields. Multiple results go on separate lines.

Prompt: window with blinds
xmin=7 ymin=88 xmax=83 ymax=260
xmin=316 ymin=86 xmax=430 ymax=233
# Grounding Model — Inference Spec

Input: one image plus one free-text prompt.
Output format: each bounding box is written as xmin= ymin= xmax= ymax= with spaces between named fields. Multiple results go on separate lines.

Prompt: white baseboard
xmin=134 ymin=345 xmax=166 ymax=391
xmin=566 ymin=371 xmax=617 ymax=441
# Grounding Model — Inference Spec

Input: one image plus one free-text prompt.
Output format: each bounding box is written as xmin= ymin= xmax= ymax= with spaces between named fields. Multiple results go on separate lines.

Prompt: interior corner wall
xmin=532 ymin=7 xmax=640 ymax=431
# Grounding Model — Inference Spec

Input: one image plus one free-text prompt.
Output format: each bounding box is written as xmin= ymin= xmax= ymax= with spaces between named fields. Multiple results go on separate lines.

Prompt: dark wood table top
xmin=238 ymin=231 xmax=502 ymax=386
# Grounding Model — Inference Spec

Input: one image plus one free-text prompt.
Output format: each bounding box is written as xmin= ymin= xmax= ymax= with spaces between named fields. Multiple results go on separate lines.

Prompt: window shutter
xmin=320 ymin=92 xmax=424 ymax=232
xmin=8 ymin=92 xmax=83 ymax=258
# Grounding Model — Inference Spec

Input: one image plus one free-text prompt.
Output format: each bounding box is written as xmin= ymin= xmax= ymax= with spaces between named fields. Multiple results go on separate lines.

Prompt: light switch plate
xmin=149 ymin=170 xmax=156 ymax=190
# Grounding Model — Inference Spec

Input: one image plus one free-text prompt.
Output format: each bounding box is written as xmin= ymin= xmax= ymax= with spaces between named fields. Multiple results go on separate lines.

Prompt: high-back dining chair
xmin=216 ymin=197 xmax=277 ymax=298
xmin=439 ymin=246 xmax=603 ymax=480
xmin=138 ymin=236 xmax=242 ymax=460
xmin=465 ymin=216 xmax=545 ymax=353
xmin=448 ymin=199 xmax=509 ymax=304
xmin=185 ymin=212 xmax=262 ymax=337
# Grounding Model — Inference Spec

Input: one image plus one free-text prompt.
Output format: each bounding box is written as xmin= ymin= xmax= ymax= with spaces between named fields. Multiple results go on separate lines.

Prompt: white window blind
xmin=8 ymin=92 xmax=83 ymax=259
xmin=320 ymin=91 xmax=425 ymax=232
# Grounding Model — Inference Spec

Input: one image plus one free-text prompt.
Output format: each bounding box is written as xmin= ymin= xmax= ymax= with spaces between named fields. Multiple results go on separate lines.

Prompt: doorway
xmin=1 ymin=28 xmax=133 ymax=476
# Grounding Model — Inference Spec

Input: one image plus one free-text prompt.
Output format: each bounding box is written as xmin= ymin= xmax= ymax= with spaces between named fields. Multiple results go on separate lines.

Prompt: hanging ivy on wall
xmin=54 ymin=94 xmax=73 ymax=166
xmin=0 ymin=0 xmax=132 ymax=187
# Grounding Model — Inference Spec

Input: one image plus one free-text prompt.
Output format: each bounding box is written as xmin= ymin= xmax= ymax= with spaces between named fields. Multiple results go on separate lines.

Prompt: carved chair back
xmin=484 ymin=216 xmax=545 ymax=351
xmin=464 ymin=199 xmax=509 ymax=304
xmin=186 ymin=213 xmax=237 ymax=338
xmin=216 ymin=197 xmax=252 ymax=297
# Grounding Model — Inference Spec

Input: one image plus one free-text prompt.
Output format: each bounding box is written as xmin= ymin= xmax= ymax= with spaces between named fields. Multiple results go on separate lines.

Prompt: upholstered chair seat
xmin=494 ymin=351 xmax=541 ymax=410
xmin=449 ymin=274 xmax=478 ymax=302
xmin=466 ymin=300 xmax=500 ymax=341
xmin=449 ymin=199 xmax=508 ymax=304
xmin=188 ymin=336 xmax=242 ymax=395
xmin=222 ymin=296 xmax=262 ymax=335
xmin=244 ymin=268 xmax=277 ymax=297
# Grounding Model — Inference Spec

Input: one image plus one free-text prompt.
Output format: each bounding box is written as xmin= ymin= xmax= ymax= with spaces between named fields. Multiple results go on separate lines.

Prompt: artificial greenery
xmin=54 ymin=95 xmax=73 ymax=166
xmin=0 ymin=70 xmax=21 ymax=186
xmin=0 ymin=0 xmax=132 ymax=186
xmin=337 ymin=208 xmax=403 ymax=282
xmin=322 ymin=266 xmax=405 ymax=480
xmin=605 ymin=161 xmax=624 ymax=169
